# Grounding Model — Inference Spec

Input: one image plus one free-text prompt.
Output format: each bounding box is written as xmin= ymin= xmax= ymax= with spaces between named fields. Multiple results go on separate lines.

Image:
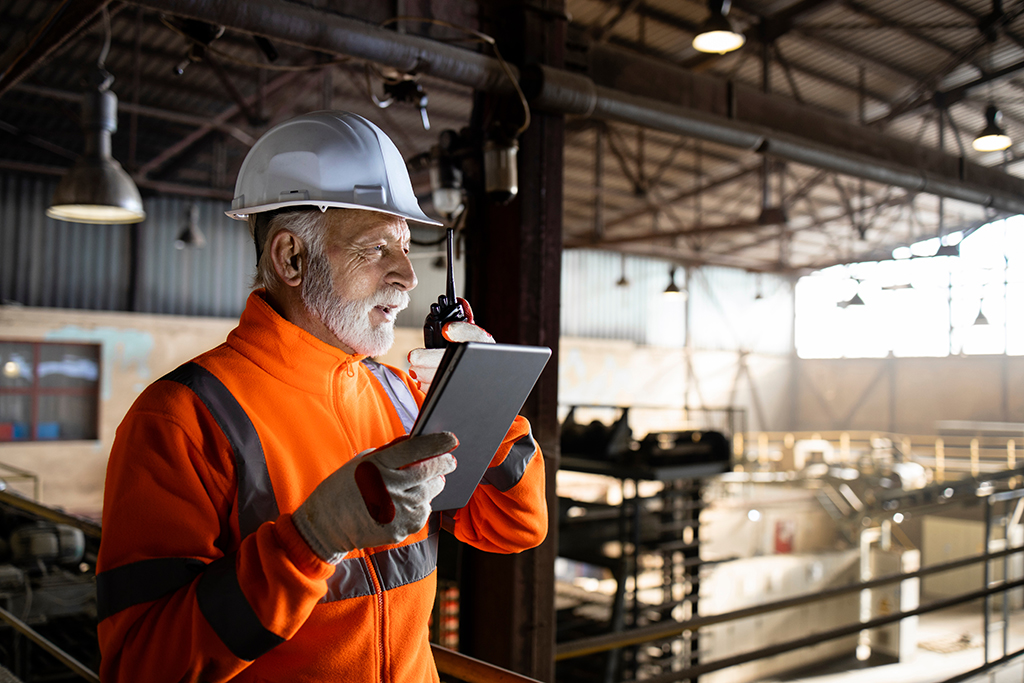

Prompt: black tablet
xmin=412 ymin=342 xmax=551 ymax=511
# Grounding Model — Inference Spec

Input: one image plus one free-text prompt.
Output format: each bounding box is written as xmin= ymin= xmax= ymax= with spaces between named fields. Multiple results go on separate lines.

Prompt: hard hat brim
xmin=224 ymin=199 xmax=443 ymax=227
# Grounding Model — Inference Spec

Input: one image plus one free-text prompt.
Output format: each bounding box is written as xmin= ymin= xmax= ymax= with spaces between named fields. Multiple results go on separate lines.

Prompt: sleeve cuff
xmin=273 ymin=513 xmax=336 ymax=581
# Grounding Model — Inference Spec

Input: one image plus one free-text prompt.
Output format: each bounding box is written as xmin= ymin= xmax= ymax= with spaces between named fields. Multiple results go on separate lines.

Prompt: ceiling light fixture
xmin=837 ymin=293 xmax=866 ymax=308
xmin=616 ymin=253 xmax=629 ymax=287
xmin=47 ymin=9 xmax=144 ymax=224
xmin=974 ymin=307 xmax=989 ymax=326
xmin=175 ymin=204 xmax=206 ymax=249
xmin=664 ymin=266 xmax=685 ymax=297
xmin=972 ymin=105 xmax=1012 ymax=152
xmin=692 ymin=0 xmax=746 ymax=54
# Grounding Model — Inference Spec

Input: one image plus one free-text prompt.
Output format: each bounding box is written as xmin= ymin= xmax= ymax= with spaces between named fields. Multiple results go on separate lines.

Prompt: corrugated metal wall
xmin=690 ymin=265 xmax=793 ymax=354
xmin=0 ymin=172 xmax=470 ymax=326
xmin=3 ymin=172 xmax=794 ymax=357
xmin=1 ymin=173 xmax=251 ymax=317
xmin=561 ymin=249 xmax=794 ymax=354
xmin=2 ymin=174 xmax=133 ymax=311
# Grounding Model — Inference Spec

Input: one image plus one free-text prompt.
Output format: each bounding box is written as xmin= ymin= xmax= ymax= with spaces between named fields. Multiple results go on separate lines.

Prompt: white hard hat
xmin=225 ymin=110 xmax=441 ymax=226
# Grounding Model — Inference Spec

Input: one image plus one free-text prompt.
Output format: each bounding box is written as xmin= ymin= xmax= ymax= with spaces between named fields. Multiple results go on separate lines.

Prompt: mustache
xmin=366 ymin=287 xmax=410 ymax=312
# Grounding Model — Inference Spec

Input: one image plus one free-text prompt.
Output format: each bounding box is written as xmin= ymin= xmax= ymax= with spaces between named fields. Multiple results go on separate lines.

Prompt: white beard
xmin=302 ymin=250 xmax=409 ymax=357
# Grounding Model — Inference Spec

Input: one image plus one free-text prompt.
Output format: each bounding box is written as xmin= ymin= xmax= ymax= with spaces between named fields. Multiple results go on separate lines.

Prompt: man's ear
xmin=269 ymin=231 xmax=305 ymax=288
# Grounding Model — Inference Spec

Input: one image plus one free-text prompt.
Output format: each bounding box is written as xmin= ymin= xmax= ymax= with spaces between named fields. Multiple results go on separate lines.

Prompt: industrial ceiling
xmin=2 ymin=0 xmax=1023 ymax=274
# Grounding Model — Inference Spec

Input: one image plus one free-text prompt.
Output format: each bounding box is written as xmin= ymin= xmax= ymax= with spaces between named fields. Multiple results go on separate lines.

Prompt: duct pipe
xmin=131 ymin=0 xmax=1024 ymax=214
xmin=522 ymin=64 xmax=1024 ymax=214
xmin=130 ymin=0 xmax=518 ymax=94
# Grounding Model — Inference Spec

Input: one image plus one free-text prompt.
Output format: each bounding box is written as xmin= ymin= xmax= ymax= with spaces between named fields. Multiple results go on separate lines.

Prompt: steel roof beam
xmin=135 ymin=69 xmax=302 ymax=178
xmin=126 ymin=0 xmax=1024 ymax=215
xmin=11 ymin=83 xmax=256 ymax=145
xmin=0 ymin=0 xmax=114 ymax=98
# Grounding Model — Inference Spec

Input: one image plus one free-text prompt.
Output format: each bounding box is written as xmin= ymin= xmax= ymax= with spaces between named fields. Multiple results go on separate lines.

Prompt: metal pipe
xmin=129 ymin=0 xmax=517 ymax=95
xmin=0 ymin=605 xmax=100 ymax=683
xmin=525 ymin=64 xmax=1024 ymax=214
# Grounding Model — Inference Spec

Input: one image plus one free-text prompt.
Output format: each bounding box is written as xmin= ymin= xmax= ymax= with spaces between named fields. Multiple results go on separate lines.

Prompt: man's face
xmin=301 ymin=210 xmax=417 ymax=356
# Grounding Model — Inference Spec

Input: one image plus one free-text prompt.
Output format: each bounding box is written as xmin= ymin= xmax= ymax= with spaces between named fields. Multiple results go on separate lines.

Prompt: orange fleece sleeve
xmin=96 ymin=386 xmax=335 ymax=682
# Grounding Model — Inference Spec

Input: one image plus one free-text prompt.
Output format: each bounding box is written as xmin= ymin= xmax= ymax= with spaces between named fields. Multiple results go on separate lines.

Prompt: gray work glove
xmin=293 ymin=432 xmax=458 ymax=563
xmin=408 ymin=321 xmax=494 ymax=394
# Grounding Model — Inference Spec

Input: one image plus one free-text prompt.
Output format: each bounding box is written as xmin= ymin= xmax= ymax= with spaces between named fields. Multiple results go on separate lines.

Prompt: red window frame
xmin=0 ymin=340 xmax=101 ymax=442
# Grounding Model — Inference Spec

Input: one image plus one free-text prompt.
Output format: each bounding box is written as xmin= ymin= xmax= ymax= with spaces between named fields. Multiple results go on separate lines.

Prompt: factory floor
xmin=770 ymin=601 xmax=1024 ymax=683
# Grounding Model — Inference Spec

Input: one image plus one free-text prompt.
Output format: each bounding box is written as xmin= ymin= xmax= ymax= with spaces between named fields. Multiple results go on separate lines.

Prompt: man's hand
xmin=409 ymin=299 xmax=494 ymax=393
xmin=293 ymin=432 xmax=458 ymax=563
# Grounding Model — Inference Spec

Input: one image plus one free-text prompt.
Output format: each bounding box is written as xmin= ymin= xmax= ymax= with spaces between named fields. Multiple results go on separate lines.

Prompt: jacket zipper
xmin=364 ymin=555 xmax=386 ymax=683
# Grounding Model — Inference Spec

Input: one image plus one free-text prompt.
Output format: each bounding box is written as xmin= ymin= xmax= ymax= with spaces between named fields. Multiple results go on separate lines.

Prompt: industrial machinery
xmin=556 ymin=406 xmax=733 ymax=682
xmin=0 ymin=486 xmax=100 ymax=682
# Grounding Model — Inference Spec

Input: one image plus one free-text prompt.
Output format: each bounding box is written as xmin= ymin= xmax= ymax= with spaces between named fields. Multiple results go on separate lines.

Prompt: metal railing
xmin=737 ymin=429 xmax=1022 ymax=482
xmin=0 ymin=605 xmax=100 ymax=683
xmin=0 ymin=461 xmax=41 ymax=501
xmin=432 ymin=644 xmax=543 ymax=683
xmin=556 ymin=486 xmax=1024 ymax=683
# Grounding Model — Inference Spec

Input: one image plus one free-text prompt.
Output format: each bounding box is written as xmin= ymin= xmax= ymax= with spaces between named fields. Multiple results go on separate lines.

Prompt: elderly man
xmin=95 ymin=111 xmax=547 ymax=682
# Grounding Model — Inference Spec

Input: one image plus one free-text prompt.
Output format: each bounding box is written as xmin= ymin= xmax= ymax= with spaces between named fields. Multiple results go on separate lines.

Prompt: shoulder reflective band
xmin=197 ymin=553 xmax=285 ymax=661
xmin=321 ymin=530 xmax=439 ymax=603
xmin=361 ymin=359 xmax=418 ymax=434
xmin=162 ymin=362 xmax=279 ymax=538
xmin=482 ymin=429 xmax=537 ymax=492
xmin=96 ymin=557 xmax=207 ymax=621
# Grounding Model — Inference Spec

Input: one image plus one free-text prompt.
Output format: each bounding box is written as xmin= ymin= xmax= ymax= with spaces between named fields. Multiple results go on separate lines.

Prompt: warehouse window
xmin=0 ymin=341 xmax=101 ymax=442
xmin=796 ymin=216 xmax=1024 ymax=359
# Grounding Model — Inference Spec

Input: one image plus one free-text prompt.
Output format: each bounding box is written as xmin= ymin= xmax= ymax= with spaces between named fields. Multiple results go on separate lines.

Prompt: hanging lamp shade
xmin=972 ymin=105 xmax=1012 ymax=153
xmin=692 ymin=0 xmax=745 ymax=54
xmin=47 ymin=70 xmax=145 ymax=224
xmin=663 ymin=266 xmax=686 ymax=298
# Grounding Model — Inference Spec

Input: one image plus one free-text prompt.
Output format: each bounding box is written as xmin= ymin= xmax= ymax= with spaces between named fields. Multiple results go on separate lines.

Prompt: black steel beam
xmin=0 ymin=0 xmax=114 ymax=98
xmin=460 ymin=3 xmax=563 ymax=681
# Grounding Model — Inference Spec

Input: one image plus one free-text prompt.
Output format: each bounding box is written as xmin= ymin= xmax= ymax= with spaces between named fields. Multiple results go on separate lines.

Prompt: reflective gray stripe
xmin=322 ymin=555 xmax=375 ymax=601
xmin=361 ymin=359 xmax=419 ymax=434
xmin=322 ymin=530 xmax=439 ymax=603
xmin=372 ymin=531 xmax=439 ymax=591
xmin=162 ymin=362 xmax=278 ymax=538
xmin=482 ymin=429 xmax=537 ymax=492
xmin=197 ymin=553 xmax=285 ymax=661
xmin=96 ymin=557 xmax=207 ymax=621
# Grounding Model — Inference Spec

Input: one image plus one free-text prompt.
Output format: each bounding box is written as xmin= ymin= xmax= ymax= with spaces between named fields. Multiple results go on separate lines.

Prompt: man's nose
xmin=387 ymin=251 xmax=417 ymax=291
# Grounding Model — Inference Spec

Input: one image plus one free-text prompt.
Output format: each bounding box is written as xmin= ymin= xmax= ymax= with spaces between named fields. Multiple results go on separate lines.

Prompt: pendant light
xmin=175 ymin=204 xmax=206 ymax=249
xmin=972 ymin=105 xmax=1012 ymax=152
xmin=47 ymin=8 xmax=144 ymax=224
xmin=663 ymin=266 xmax=686 ymax=298
xmin=692 ymin=0 xmax=746 ymax=54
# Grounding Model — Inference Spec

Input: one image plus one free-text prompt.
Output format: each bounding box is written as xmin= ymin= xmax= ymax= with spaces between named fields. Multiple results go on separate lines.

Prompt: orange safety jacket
xmin=95 ymin=291 xmax=547 ymax=682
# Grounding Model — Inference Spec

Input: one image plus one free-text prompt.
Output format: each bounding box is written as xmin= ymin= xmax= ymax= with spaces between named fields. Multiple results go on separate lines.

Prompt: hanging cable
xmin=97 ymin=6 xmax=112 ymax=68
xmin=379 ymin=16 xmax=531 ymax=136
xmin=159 ymin=16 xmax=351 ymax=72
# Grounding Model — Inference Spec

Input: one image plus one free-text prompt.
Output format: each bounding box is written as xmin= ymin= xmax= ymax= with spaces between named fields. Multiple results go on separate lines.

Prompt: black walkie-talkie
xmin=423 ymin=228 xmax=467 ymax=348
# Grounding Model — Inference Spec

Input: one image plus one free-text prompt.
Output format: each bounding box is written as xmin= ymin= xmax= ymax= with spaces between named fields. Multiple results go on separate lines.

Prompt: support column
xmin=458 ymin=1 xmax=565 ymax=681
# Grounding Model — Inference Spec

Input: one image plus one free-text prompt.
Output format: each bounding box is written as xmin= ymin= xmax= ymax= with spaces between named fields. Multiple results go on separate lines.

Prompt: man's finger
xmin=401 ymin=452 xmax=458 ymax=480
xmin=408 ymin=348 xmax=443 ymax=368
xmin=374 ymin=431 xmax=458 ymax=469
xmin=409 ymin=365 xmax=437 ymax=385
xmin=441 ymin=321 xmax=494 ymax=344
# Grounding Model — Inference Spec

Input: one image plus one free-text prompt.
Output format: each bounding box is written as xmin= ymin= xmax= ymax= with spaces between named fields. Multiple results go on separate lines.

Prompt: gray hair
xmin=248 ymin=209 xmax=329 ymax=292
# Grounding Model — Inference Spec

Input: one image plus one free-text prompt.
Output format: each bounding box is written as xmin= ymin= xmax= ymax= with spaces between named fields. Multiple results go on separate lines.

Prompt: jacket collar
xmin=226 ymin=290 xmax=367 ymax=394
